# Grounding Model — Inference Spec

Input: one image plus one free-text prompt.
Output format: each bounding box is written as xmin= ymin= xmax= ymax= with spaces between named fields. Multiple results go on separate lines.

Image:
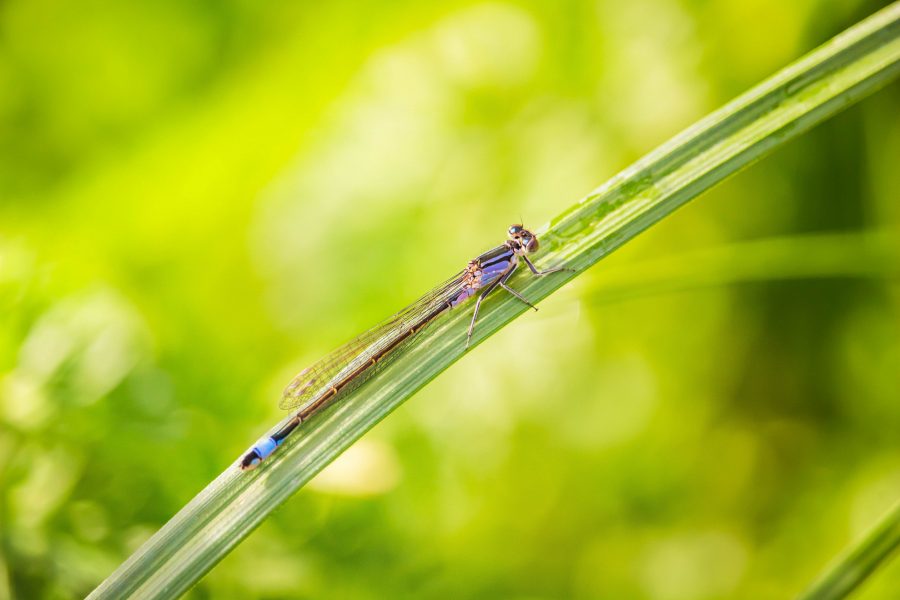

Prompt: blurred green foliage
xmin=1 ymin=0 xmax=899 ymax=598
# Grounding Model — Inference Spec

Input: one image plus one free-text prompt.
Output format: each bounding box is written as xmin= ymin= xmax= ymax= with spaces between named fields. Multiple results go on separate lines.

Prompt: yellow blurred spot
xmin=10 ymin=446 xmax=82 ymax=530
xmin=435 ymin=3 xmax=539 ymax=87
xmin=0 ymin=374 xmax=50 ymax=429
xmin=850 ymin=468 xmax=900 ymax=537
xmin=13 ymin=289 xmax=149 ymax=407
xmin=640 ymin=531 xmax=747 ymax=600
xmin=308 ymin=438 xmax=400 ymax=496
xmin=597 ymin=0 xmax=708 ymax=146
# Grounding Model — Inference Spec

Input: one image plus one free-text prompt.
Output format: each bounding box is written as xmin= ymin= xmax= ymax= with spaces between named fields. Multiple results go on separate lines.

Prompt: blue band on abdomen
xmin=252 ymin=436 xmax=278 ymax=460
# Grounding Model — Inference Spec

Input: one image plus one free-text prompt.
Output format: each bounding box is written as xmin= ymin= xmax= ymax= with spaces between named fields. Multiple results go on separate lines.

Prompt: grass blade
xmin=589 ymin=230 xmax=900 ymax=304
xmin=89 ymin=4 xmax=900 ymax=598
xmin=798 ymin=501 xmax=900 ymax=600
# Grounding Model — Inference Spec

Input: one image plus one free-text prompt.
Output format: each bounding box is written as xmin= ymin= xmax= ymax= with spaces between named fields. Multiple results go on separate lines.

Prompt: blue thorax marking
xmin=480 ymin=259 xmax=512 ymax=286
xmin=478 ymin=246 xmax=516 ymax=286
xmin=477 ymin=245 xmax=515 ymax=266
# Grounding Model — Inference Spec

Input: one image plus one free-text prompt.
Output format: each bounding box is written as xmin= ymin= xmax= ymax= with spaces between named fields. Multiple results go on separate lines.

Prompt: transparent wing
xmin=279 ymin=270 xmax=467 ymax=411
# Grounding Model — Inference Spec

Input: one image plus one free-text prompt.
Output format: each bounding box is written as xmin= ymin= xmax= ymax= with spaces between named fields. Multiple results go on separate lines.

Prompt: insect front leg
xmin=522 ymin=255 xmax=573 ymax=277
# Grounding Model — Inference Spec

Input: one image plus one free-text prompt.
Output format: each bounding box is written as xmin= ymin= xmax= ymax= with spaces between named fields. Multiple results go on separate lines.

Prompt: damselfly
xmin=240 ymin=224 xmax=569 ymax=470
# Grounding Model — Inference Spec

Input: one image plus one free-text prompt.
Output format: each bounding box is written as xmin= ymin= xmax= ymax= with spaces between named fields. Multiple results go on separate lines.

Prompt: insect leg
xmin=498 ymin=263 xmax=537 ymax=311
xmin=522 ymin=255 xmax=573 ymax=277
xmin=467 ymin=279 xmax=501 ymax=348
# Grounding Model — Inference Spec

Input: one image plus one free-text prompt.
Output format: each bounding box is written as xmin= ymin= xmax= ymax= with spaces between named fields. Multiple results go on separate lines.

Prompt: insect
xmin=240 ymin=224 xmax=569 ymax=470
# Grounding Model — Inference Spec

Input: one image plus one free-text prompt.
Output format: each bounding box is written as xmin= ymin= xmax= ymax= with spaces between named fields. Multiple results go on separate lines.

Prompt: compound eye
xmin=508 ymin=224 xmax=523 ymax=235
xmin=526 ymin=237 xmax=539 ymax=253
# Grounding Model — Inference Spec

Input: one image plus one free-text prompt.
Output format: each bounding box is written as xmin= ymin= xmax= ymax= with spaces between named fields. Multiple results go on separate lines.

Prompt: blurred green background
xmin=2 ymin=0 xmax=899 ymax=598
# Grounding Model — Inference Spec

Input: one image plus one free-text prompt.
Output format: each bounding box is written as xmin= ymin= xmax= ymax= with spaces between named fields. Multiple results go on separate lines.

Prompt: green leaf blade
xmin=89 ymin=4 xmax=900 ymax=599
